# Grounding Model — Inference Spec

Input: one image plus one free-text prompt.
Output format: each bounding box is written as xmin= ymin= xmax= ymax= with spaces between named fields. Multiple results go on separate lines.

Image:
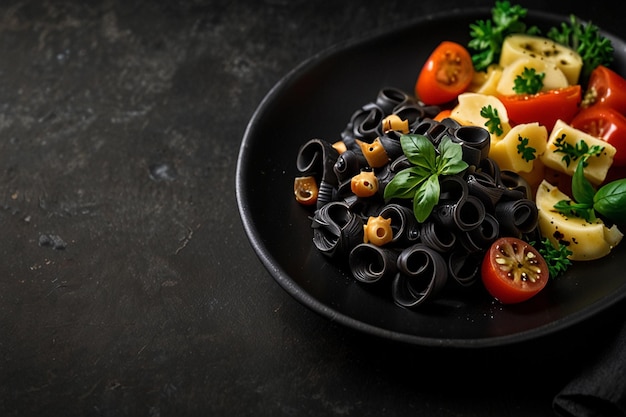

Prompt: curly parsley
xmin=516 ymin=135 xmax=536 ymax=162
xmin=468 ymin=1 xmax=539 ymax=71
xmin=535 ymin=238 xmax=572 ymax=279
xmin=512 ymin=67 xmax=545 ymax=95
xmin=547 ymin=14 xmax=614 ymax=82
xmin=480 ymin=105 xmax=504 ymax=136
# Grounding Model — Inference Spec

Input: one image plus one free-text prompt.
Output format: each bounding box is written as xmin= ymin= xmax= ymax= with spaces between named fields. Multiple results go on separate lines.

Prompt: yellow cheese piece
xmin=540 ymin=119 xmax=616 ymax=184
xmin=496 ymin=57 xmax=569 ymax=96
xmin=468 ymin=64 xmax=502 ymax=96
xmin=489 ymin=122 xmax=547 ymax=173
xmin=535 ymin=180 xmax=623 ymax=261
xmin=499 ymin=34 xmax=583 ymax=85
xmin=449 ymin=92 xmax=510 ymax=142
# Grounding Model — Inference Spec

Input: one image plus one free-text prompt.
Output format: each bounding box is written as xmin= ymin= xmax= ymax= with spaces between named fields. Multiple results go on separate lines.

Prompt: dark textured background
xmin=0 ymin=1 xmax=624 ymax=416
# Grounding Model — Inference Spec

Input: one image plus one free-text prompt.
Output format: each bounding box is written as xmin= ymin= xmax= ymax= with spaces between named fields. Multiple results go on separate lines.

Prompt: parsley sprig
xmin=516 ymin=135 xmax=536 ymax=162
xmin=480 ymin=105 xmax=504 ymax=136
xmin=547 ymin=14 xmax=614 ymax=82
xmin=553 ymin=134 xmax=604 ymax=168
xmin=535 ymin=238 xmax=572 ymax=279
xmin=468 ymin=1 xmax=539 ymax=71
xmin=512 ymin=67 xmax=545 ymax=94
xmin=383 ymin=134 xmax=468 ymax=222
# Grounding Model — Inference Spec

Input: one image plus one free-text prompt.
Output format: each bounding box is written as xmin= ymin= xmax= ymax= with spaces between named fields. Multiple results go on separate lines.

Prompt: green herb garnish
xmin=553 ymin=134 xmax=604 ymax=167
xmin=554 ymin=160 xmax=626 ymax=225
xmin=383 ymin=134 xmax=468 ymax=222
xmin=547 ymin=14 xmax=614 ymax=82
xmin=535 ymin=238 xmax=572 ymax=279
xmin=480 ymin=105 xmax=504 ymax=136
xmin=468 ymin=0 xmax=539 ymax=71
xmin=516 ymin=135 xmax=536 ymax=162
xmin=512 ymin=67 xmax=545 ymax=94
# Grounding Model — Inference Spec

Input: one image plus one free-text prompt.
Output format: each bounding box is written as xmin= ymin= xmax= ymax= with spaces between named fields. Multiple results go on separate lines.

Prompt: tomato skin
xmin=583 ymin=65 xmax=626 ymax=115
xmin=498 ymin=85 xmax=582 ymax=130
xmin=571 ymin=105 xmax=626 ymax=167
xmin=415 ymin=41 xmax=474 ymax=105
xmin=481 ymin=237 xmax=550 ymax=304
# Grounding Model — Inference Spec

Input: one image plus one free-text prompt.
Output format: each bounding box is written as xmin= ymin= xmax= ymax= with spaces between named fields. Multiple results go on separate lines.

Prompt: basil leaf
xmin=436 ymin=137 xmax=468 ymax=175
xmin=413 ymin=174 xmax=440 ymax=222
xmin=383 ymin=166 xmax=429 ymax=200
xmin=594 ymin=178 xmax=626 ymax=224
xmin=571 ymin=160 xmax=596 ymax=205
xmin=400 ymin=134 xmax=436 ymax=171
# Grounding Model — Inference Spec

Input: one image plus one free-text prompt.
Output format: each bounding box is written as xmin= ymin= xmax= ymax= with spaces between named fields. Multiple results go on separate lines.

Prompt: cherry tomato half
xmin=498 ymin=85 xmax=582 ymax=130
xmin=481 ymin=237 xmax=550 ymax=304
xmin=570 ymin=105 xmax=626 ymax=167
xmin=582 ymin=65 xmax=626 ymax=115
xmin=415 ymin=41 xmax=474 ymax=105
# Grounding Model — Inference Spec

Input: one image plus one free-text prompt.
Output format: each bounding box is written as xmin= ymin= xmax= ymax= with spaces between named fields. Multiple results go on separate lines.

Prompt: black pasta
xmin=349 ymin=243 xmax=399 ymax=284
xmin=392 ymin=244 xmax=448 ymax=308
xmin=311 ymin=201 xmax=364 ymax=259
xmin=295 ymin=87 xmax=542 ymax=310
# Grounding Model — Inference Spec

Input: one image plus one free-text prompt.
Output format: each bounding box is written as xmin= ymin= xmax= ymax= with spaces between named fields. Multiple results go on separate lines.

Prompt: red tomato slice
xmin=498 ymin=85 xmax=582 ymax=130
xmin=583 ymin=65 xmax=626 ymax=115
xmin=570 ymin=105 xmax=626 ymax=167
xmin=415 ymin=41 xmax=474 ymax=105
xmin=481 ymin=237 xmax=550 ymax=304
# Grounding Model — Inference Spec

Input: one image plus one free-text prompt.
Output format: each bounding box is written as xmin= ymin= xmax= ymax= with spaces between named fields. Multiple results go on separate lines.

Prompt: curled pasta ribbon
xmin=378 ymin=203 xmax=420 ymax=246
xmin=392 ymin=244 xmax=448 ymax=308
xmin=459 ymin=212 xmax=500 ymax=252
xmin=451 ymin=125 xmax=490 ymax=167
xmin=311 ymin=201 xmax=364 ymax=259
xmin=413 ymin=117 xmax=462 ymax=146
xmin=334 ymin=150 xmax=366 ymax=183
xmin=296 ymin=138 xmax=340 ymax=209
xmin=419 ymin=221 xmax=456 ymax=252
xmin=431 ymin=175 xmax=486 ymax=232
xmin=393 ymin=104 xmax=426 ymax=132
xmin=345 ymin=102 xmax=384 ymax=143
xmin=296 ymin=138 xmax=339 ymax=184
xmin=495 ymin=199 xmax=538 ymax=237
xmin=447 ymin=249 xmax=482 ymax=287
xmin=349 ymin=243 xmax=399 ymax=284
xmin=466 ymin=172 xmax=506 ymax=211
xmin=499 ymin=170 xmax=533 ymax=200
xmin=376 ymin=87 xmax=414 ymax=114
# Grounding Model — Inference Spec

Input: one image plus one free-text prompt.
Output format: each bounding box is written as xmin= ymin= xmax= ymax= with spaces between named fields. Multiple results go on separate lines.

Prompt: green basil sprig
xmin=554 ymin=160 xmax=626 ymax=225
xmin=383 ymin=134 xmax=468 ymax=222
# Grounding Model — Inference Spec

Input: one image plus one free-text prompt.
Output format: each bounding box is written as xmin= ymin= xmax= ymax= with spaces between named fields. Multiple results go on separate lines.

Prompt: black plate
xmin=236 ymin=8 xmax=626 ymax=348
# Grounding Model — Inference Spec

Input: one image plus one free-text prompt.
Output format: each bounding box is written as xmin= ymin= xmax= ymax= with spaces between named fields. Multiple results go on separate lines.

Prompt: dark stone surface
xmin=0 ymin=1 xmax=624 ymax=416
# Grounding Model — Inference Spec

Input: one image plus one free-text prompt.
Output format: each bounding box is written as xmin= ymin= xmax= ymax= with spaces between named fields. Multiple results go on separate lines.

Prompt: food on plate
xmin=292 ymin=1 xmax=625 ymax=308
xmin=540 ymin=119 xmax=616 ymax=184
xmin=488 ymin=122 xmax=547 ymax=188
xmin=415 ymin=41 xmax=474 ymax=105
xmin=535 ymin=180 xmax=623 ymax=261
xmin=498 ymin=34 xmax=583 ymax=85
xmin=481 ymin=237 xmax=549 ymax=304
